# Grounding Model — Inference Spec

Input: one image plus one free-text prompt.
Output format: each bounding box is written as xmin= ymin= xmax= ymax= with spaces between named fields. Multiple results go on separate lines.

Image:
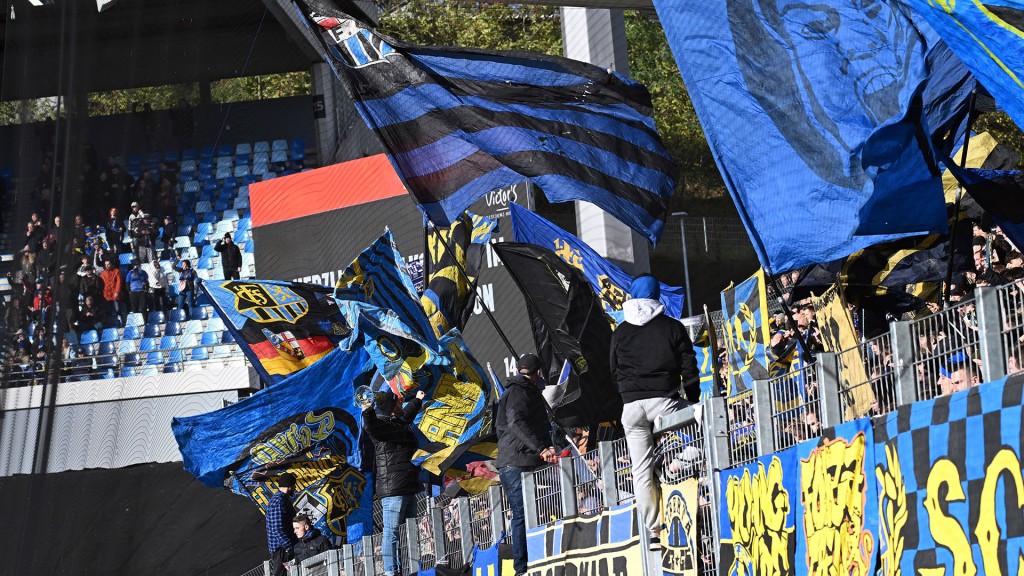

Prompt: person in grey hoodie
xmin=610 ymin=274 xmax=699 ymax=551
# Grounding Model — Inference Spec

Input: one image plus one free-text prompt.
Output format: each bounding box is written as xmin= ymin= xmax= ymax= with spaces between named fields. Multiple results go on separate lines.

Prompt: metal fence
xmin=909 ymin=296 xmax=982 ymax=401
xmin=572 ymin=449 xmax=603 ymax=517
xmin=468 ymin=491 xmax=494 ymax=549
xmin=726 ymin=390 xmax=757 ymax=467
xmin=416 ymin=513 xmax=436 ymax=570
xmin=238 ymin=562 xmax=269 ymax=576
xmin=440 ymin=496 xmax=464 ymax=568
xmin=837 ymin=332 xmax=897 ymax=421
xmin=611 ymin=437 xmax=633 ymax=505
xmin=371 ymin=532 xmax=385 ymax=576
xmin=998 ymin=280 xmax=1024 ymax=376
xmin=298 ymin=549 xmax=341 ymax=576
xmin=532 ymin=463 xmax=564 ymax=525
xmin=767 ymin=363 xmax=822 ymax=452
xmin=655 ymin=414 xmax=716 ymax=576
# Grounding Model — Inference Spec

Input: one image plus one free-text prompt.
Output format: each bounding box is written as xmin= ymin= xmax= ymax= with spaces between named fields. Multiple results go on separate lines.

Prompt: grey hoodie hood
xmin=623 ymin=298 xmax=664 ymax=326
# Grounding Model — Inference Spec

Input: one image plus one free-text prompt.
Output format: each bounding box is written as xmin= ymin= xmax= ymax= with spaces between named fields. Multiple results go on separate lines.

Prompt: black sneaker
xmin=649 ymin=537 xmax=662 ymax=551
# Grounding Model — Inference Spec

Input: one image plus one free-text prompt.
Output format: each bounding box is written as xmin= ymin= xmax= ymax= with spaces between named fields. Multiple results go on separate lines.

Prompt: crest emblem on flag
xmin=225 ymin=282 xmax=309 ymax=323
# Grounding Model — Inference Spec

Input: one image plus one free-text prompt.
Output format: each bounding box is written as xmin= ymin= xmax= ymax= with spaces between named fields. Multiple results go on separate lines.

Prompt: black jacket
xmin=293 ymin=528 xmax=334 ymax=563
xmin=215 ymin=240 xmax=242 ymax=273
xmin=611 ymin=309 xmax=700 ymax=404
xmin=496 ymin=375 xmax=552 ymax=468
xmin=362 ymin=397 xmax=423 ymax=499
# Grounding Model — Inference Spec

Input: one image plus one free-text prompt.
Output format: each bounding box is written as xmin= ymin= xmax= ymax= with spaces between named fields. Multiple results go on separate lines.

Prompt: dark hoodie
xmin=496 ymin=375 xmax=552 ymax=468
xmin=292 ymin=527 xmax=333 ymax=563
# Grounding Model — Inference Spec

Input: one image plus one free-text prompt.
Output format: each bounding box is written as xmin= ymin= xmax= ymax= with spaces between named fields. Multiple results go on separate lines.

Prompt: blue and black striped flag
xmin=295 ymin=0 xmax=677 ymax=244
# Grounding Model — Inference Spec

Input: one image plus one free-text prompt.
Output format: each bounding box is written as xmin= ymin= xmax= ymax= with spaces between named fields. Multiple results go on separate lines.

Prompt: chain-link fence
xmin=997 ymin=280 xmax=1024 ymax=376
xmin=909 ymin=296 xmax=982 ymax=401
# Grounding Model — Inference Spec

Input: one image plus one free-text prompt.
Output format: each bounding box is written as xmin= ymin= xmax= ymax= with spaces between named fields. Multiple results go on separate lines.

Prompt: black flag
xmin=492 ymin=242 xmax=622 ymax=435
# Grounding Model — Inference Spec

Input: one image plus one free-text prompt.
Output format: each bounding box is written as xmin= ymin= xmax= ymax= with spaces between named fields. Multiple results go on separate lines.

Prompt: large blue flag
xmin=904 ymin=0 xmax=1024 ymax=129
xmin=171 ymin=347 xmax=375 ymax=544
xmin=652 ymin=0 xmax=969 ymax=272
xmin=296 ymin=0 xmax=676 ymax=244
xmin=508 ymin=203 xmax=684 ymax=322
xmin=721 ymin=270 xmax=771 ymax=396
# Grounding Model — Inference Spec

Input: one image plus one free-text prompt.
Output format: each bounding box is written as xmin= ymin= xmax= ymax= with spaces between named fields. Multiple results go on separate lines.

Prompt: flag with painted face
xmin=421 ymin=212 xmax=497 ymax=337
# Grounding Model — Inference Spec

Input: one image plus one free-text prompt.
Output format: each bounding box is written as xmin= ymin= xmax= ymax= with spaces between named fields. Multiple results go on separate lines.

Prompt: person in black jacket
xmin=496 ymin=353 xmax=556 ymax=576
xmin=291 ymin=513 xmax=334 ymax=563
xmin=361 ymin=389 xmax=426 ymax=576
xmin=214 ymin=233 xmax=243 ymax=280
xmin=610 ymin=274 xmax=699 ymax=551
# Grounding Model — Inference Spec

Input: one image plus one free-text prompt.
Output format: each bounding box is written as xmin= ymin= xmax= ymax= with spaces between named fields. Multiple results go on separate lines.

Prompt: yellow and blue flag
xmin=721 ymin=270 xmax=771 ymax=396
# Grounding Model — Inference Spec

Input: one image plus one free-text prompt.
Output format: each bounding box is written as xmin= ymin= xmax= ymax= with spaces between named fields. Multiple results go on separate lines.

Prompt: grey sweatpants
xmin=621 ymin=396 xmax=685 ymax=541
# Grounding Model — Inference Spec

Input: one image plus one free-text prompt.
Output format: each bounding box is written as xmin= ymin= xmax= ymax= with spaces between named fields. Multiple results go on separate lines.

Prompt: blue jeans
xmin=500 ymin=466 xmax=529 ymax=575
xmin=177 ymin=289 xmax=195 ymax=315
xmin=381 ymin=494 xmax=417 ymax=576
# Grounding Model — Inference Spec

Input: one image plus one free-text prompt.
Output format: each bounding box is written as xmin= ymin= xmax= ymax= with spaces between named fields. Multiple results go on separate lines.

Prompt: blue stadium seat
xmin=126 ymin=313 xmax=145 ymax=328
xmin=291 ymin=138 xmax=305 ymax=152
xmin=117 ymin=339 xmax=138 ymax=354
xmin=271 ymin=149 xmax=288 ymax=163
xmin=140 ymin=337 xmax=158 ymax=352
xmin=81 ymin=343 xmax=98 ymax=357
xmin=167 ymin=349 xmax=186 ymax=364
xmin=216 ymin=165 xmax=232 ymax=180
xmin=210 ymin=268 xmax=225 ymax=280
xmin=233 ymin=229 xmax=249 ymax=244
xmin=252 ymin=161 xmax=268 ymax=176
xmin=183 ymin=214 xmax=198 ymax=226
xmin=198 ymin=166 xmax=213 ymax=181
xmin=122 ymin=325 xmax=140 ymax=340
xmin=233 ymin=197 xmax=250 ymax=210
xmin=191 ymin=346 xmax=210 ymax=362
xmin=165 ymin=322 xmax=182 ymax=337
xmin=206 ymin=317 xmax=226 ymax=332
xmin=98 ymin=341 xmax=116 ymax=355
xmin=176 ymin=224 xmax=194 ymax=237
xmin=143 ymin=324 xmax=162 ymax=339
xmin=182 ymin=148 xmax=197 ymax=160
xmin=119 ymin=253 xmax=134 ymax=266
xmin=80 ymin=330 xmax=99 ymax=345
xmin=242 ymin=175 xmax=259 ymax=185
xmin=272 ymin=139 xmax=287 ymax=151
xmin=244 ymin=240 xmax=254 ymax=254
xmin=262 ymin=172 xmax=277 ymax=181
xmin=190 ymin=306 xmax=209 ymax=321
xmin=195 ymin=222 xmax=213 ymax=239
xmin=197 ymin=256 xmax=213 ymax=270
xmin=65 ymin=331 xmax=80 ymax=346
xmin=120 ymin=365 xmax=138 ymax=378
xmin=168 ymin=308 xmax=188 ymax=323
xmin=217 ymin=144 xmax=233 ymax=157
xmin=181 ymin=159 xmax=198 ymax=175
xmin=234 ymin=165 xmax=250 ymax=178
xmin=214 ymin=199 xmax=230 ymax=212
xmin=100 ymin=327 xmax=119 ymax=342
xmin=148 ymin=311 xmax=166 ymax=325
xmin=160 ymin=335 xmax=178 ymax=351
xmin=200 ymin=147 xmax=215 ymax=159
xmin=140 ymin=365 xmax=159 ymax=375
xmin=200 ymin=331 xmax=219 ymax=346
xmin=163 ymin=150 xmax=180 ymax=163
xmin=195 ymin=290 xmax=212 ymax=307
xmin=179 ymin=334 xmax=198 ymax=348
xmin=96 ymin=354 xmax=118 ymax=371
xmin=195 ymin=200 xmax=212 ymax=213
xmin=123 ymin=352 xmax=141 ymax=366
xmin=234 ymin=153 xmax=250 ymax=167
xmin=254 ymin=141 xmax=269 ymax=154
xmin=221 ymin=331 xmax=235 ymax=344
xmin=181 ymin=320 xmax=201 ymax=337
xmin=236 ymin=143 xmax=253 ymax=155
xmin=216 ymin=156 xmax=232 ymax=170
xmin=163 ymin=363 xmax=181 ymax=373
xmin=222 ymin=209 xmax=240 ymax=222
xmin=237 ymin=217 xmax=252 ymax=232
xmin=202 ymin=212 xmax=218 ymax=224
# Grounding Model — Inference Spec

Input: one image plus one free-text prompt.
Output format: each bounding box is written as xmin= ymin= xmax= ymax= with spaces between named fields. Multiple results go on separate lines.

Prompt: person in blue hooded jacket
xmin=610 ymin=274 xmax=699 ymax=551
xmin=125 ymin=262 xmax=149 ymax=315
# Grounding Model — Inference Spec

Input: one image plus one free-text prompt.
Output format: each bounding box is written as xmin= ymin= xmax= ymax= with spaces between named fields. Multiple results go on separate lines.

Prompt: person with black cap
xmin=266 ymin=471 xmax=299 ymax=576
xmin=215 ymin=232 xmax=243 ymax=280
xmin=360 ymin=388 xmax=426 ymax=576
xmin=496 ymin=353 xmax=556 ymax=576
xmin=610 ymin=274 xmax=699 ymax=551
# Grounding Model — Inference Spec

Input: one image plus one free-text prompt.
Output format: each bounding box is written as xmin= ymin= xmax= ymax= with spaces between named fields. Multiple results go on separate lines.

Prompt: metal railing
xmin=611 ymin=437 xmax=633 ymax=505
xmin=468 ymin=491 xmax=494 ymax=549
xmin=416 ymin=513 xmax=436 ymax=570
xmin=532 ymin=463 xmax=564 ymax=525
xmin=998 ymin=280 xmax=1024 ymax=376
xmin=572 ymin=449 xmax=603 ymax=517
xmin=726 ymin=391 xmax=757 ymax=467
xmin=909 ymin=296 xmax=982 ymax=401
xmin=767 ymin=363 xmax=821 ymax=452
xmin=298 ymin=549 xmax=342 ymax=576
xmin=238 ymin=562 xmax=270 ymax=576
xmin=440 ymin=496 xmax=464 ymax=568
xmin=837 ymin=332 xmax=897 ymax=421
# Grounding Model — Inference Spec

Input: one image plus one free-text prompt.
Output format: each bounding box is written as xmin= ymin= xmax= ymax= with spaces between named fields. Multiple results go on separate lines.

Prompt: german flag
xmin=201 ymin=279 xmax=350 ymax=385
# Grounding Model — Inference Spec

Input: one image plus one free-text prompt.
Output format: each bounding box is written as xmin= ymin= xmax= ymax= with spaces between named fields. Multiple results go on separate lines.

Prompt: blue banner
xmin=721 ymin=271 xmax=770 ymax=395
xmin=509 ymin=203 xmax=683 ymax=322
xmin=906 ymin=0 xmax=1024 ymax=129
xmin=171 ymin=347 xmax=375 ymax=544
xmin=652 ymin=0 xmax=959 ymax=273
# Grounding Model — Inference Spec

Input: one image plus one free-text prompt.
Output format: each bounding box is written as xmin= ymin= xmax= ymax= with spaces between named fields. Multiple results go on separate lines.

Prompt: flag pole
xmin=764 ymin=268 xmax=813 ymax=363
xmin=943 ymin=89 xmax=979 ymax=309
xmin=427 ymin=221 xmax=519 ymax=358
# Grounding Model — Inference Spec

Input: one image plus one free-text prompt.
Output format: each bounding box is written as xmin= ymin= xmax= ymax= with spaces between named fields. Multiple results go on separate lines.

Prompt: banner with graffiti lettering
xmin=794 ymin=418 xmax=878 ymax=576
xmin=718 ymin=448 xmax=799 ymax=576
xmin=661 ymin=478 xmax=699 ymax=576
xmin=812 ymin=284 xmax=875 ymax=418
xmin=721 ymin=270 xmax=770 ymax=396
xmin=172 ymin=347 xmax=375 ymax=545
xmin=872 ymin=372 xmax=1024 ymax=576
xmin=526 ymin=502 xmax=644 ymax=576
